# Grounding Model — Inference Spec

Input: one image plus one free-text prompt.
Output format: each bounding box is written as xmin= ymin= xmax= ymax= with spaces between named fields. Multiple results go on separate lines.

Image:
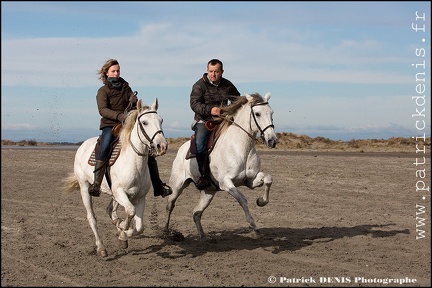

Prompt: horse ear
xmin=151 ymin=98 xmax=159 ymax=111
xmin=245 ymin=93 xmax=253 ymax=101
xmin=137 ymin=99 xmax=143 ymax=110
xmin=264 ymin=92 xmax=271 ymax=102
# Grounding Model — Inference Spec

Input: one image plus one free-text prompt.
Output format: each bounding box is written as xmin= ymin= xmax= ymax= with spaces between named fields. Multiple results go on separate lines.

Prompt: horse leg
xmin=80 ymin=189 xmax=108 ymax=257
xmin=193 ymin=190 xmax=216 ymax=240
xmin=225 ymin=183 xmax=263 ymax=238
xmin=113 ymin=193 xmax=136 ymax=249
xmin=246 ymin=171 xmax=273 ymax=207
xmin=129 ymin=196 xmax=146 ymax=237
xmin=106 ymin=198 xmax=122 ymax=226
xmin=164 ymin=180 xmax=189 ymax=233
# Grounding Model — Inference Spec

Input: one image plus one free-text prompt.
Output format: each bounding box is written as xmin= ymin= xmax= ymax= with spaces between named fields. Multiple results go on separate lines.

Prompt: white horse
xmin=165 ymin=92 xmax=277 ymax=240
xmin=64 ymin=98 xmax=167 ymax=257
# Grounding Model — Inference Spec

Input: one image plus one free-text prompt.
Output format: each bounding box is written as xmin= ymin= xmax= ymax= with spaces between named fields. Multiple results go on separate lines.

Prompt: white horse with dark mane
xmin=165 ymin=92 xmax=277 ymax=240
xmin=64 ymin=98 xmax=167 ymax=257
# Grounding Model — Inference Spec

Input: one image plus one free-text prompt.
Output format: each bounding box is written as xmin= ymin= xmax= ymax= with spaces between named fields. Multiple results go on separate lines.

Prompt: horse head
xmin=245 ymin=92 xmax=277 ymax=148
xmin=121 ymin=98 xmax=168 ymax=156
xmin=139 ymin=98 xmax=168 ymax=156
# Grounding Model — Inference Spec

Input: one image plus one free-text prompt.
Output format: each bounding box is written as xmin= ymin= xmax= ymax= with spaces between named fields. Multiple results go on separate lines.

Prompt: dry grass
xmin=166 ymin=132 xmax=431 ymax=153
xmin=2 ymin=132 xmax=430 ymax=153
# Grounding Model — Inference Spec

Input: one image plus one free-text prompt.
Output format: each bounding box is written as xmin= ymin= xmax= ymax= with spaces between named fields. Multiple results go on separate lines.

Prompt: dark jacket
xmin=190 ymin=73 xmax=240 ymax=122
xmin=96 ymin=77 xmax=134 ymax=129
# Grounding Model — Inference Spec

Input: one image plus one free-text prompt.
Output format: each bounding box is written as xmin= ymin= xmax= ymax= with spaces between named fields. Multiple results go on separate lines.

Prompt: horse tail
xmin=63 ymin=173 xmax=80 ymax=192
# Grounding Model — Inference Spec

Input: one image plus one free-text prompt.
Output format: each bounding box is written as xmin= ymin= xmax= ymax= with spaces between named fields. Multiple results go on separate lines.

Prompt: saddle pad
xmin=88 ymin=142 xmax=121 ymax=167
xmin=186 ymin=123 xmax=220 ymax=160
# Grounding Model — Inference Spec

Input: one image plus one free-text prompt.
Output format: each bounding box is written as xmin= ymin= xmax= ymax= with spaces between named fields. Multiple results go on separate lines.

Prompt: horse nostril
xmin=267 ymin=139 xmax=277 ymax=148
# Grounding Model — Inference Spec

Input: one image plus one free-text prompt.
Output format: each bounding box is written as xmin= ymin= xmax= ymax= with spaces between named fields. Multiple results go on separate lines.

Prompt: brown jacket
xmin=190 ymin=73 xmax=240 ymax=122
xmin=96 ymin=77 xmax=134 ymax=129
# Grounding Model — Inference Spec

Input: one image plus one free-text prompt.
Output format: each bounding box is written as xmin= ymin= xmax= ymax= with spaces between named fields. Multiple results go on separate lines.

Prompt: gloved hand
xmin=117 ymin=113 xmax=126 ymax=122
xmin=129 ymin=91 xmax=138 ymax=104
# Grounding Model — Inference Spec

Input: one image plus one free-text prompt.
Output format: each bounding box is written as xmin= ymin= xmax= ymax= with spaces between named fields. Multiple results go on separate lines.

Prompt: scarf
xmin=107 ymin=77 xmax=122 ymax=89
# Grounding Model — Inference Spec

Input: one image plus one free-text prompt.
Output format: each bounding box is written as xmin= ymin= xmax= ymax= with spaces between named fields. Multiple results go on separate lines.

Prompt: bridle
xmin=251 ymin=102 xmax=274 ymax=141
xmin=129 ymin=110 xmax=164 ymax=157
xmin=219 ymin=101 xmax=274 ymax=143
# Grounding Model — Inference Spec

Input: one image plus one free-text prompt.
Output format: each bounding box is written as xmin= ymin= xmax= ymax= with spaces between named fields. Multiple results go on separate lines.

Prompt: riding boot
xmin=148 ymin=155 xmax=172 ymax=198
xmin=88 ymin=160 xmax=106 ymax=197
xmin=196 ymin=153 xmax=211 ymax=190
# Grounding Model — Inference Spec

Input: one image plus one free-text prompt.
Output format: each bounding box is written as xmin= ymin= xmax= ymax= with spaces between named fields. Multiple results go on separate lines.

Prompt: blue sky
xmin=1 ymin=1 xmax=431 ymax=143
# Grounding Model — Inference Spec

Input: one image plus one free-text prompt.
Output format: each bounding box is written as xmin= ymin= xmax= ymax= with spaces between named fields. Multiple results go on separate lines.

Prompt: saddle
xmin=186 ymin=120 xmax=220 ymax=160
xmin=88 ymin=136 xmax=122 ymax=167
xmin=88 ymin=123 xmax=124 ymax=166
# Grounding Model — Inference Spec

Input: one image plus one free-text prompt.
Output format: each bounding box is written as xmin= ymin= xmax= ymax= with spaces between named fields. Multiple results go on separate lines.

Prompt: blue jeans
xmin=193 ymin=122 xmax=211 ymax=155
xmin=96 ymin=127 xmax=116 ymax=161
xmin=193 ymin=122 xmax=211 ymax=178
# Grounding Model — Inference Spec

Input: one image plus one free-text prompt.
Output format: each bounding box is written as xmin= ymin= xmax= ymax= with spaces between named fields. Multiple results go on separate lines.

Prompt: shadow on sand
xmin=118 ymin=223 xmax=409 ymax=260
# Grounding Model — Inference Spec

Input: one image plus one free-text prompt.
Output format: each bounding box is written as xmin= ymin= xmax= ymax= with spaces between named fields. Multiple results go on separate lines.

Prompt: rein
xmin=218 ymin=101 xmax=274 ymax=143
xmin=218 ymin=115 xmax=256 ymax=141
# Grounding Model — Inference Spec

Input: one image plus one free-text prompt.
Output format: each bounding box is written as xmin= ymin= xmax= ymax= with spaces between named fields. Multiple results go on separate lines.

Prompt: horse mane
xmin=215 ymin=93 xmax=266 ymax=139
xmin=119 ymin=101 xmax=153 ymax=149
xmin=119 ymin=110 xmax=137 ymax=148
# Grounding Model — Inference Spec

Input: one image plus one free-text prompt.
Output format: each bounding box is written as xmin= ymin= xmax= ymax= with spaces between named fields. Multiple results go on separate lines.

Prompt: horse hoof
xmin=100 ymin=249 xmax=108 ymax=257
xmin=256 ymin=197 xmax=268 ymax=207
xmin=251 ymin=230 xmax=263 ymax=239
xmin=203 ymin=236 xmax=217 ymax=244
xmin=163 ymin=228 xmax=185 ymax=241
xmin=118 ymin=231 xmax=128 ymax=248
xmin=118 ymin=239 xmax=128 ymax=249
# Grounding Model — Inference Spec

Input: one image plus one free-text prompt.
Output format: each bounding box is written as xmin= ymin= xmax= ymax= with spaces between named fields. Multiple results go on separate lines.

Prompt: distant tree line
xmin=2 ymin=139 xmax=38 ymax=146
xmin=1 ymin=139 xmax=81 ymax=146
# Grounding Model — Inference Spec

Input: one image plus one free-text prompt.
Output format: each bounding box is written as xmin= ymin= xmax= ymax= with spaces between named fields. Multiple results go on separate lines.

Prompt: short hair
xmin=207 ymin=59 xmax=223 ymax=71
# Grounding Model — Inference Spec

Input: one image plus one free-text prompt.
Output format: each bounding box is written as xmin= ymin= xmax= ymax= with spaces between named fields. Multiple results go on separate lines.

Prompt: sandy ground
xmin=1 ymin=146 xmax=431 ymax=287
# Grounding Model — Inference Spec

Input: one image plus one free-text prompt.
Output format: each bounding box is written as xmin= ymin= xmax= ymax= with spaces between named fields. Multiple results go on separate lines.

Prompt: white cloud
xmin=2 ymin=19 xmax=420 ymax=89
xmin=1 ymin=123 xmax=35 ymax=130
xmin=2 ymin=2 xmax=430 ymax=142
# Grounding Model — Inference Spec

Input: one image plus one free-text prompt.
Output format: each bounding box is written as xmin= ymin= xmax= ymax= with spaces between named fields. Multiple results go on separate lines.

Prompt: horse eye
xmin=255 ymin=112 xmax=261 ymax=117
xmin=142 ymin=121 xmax=148 ymax=125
